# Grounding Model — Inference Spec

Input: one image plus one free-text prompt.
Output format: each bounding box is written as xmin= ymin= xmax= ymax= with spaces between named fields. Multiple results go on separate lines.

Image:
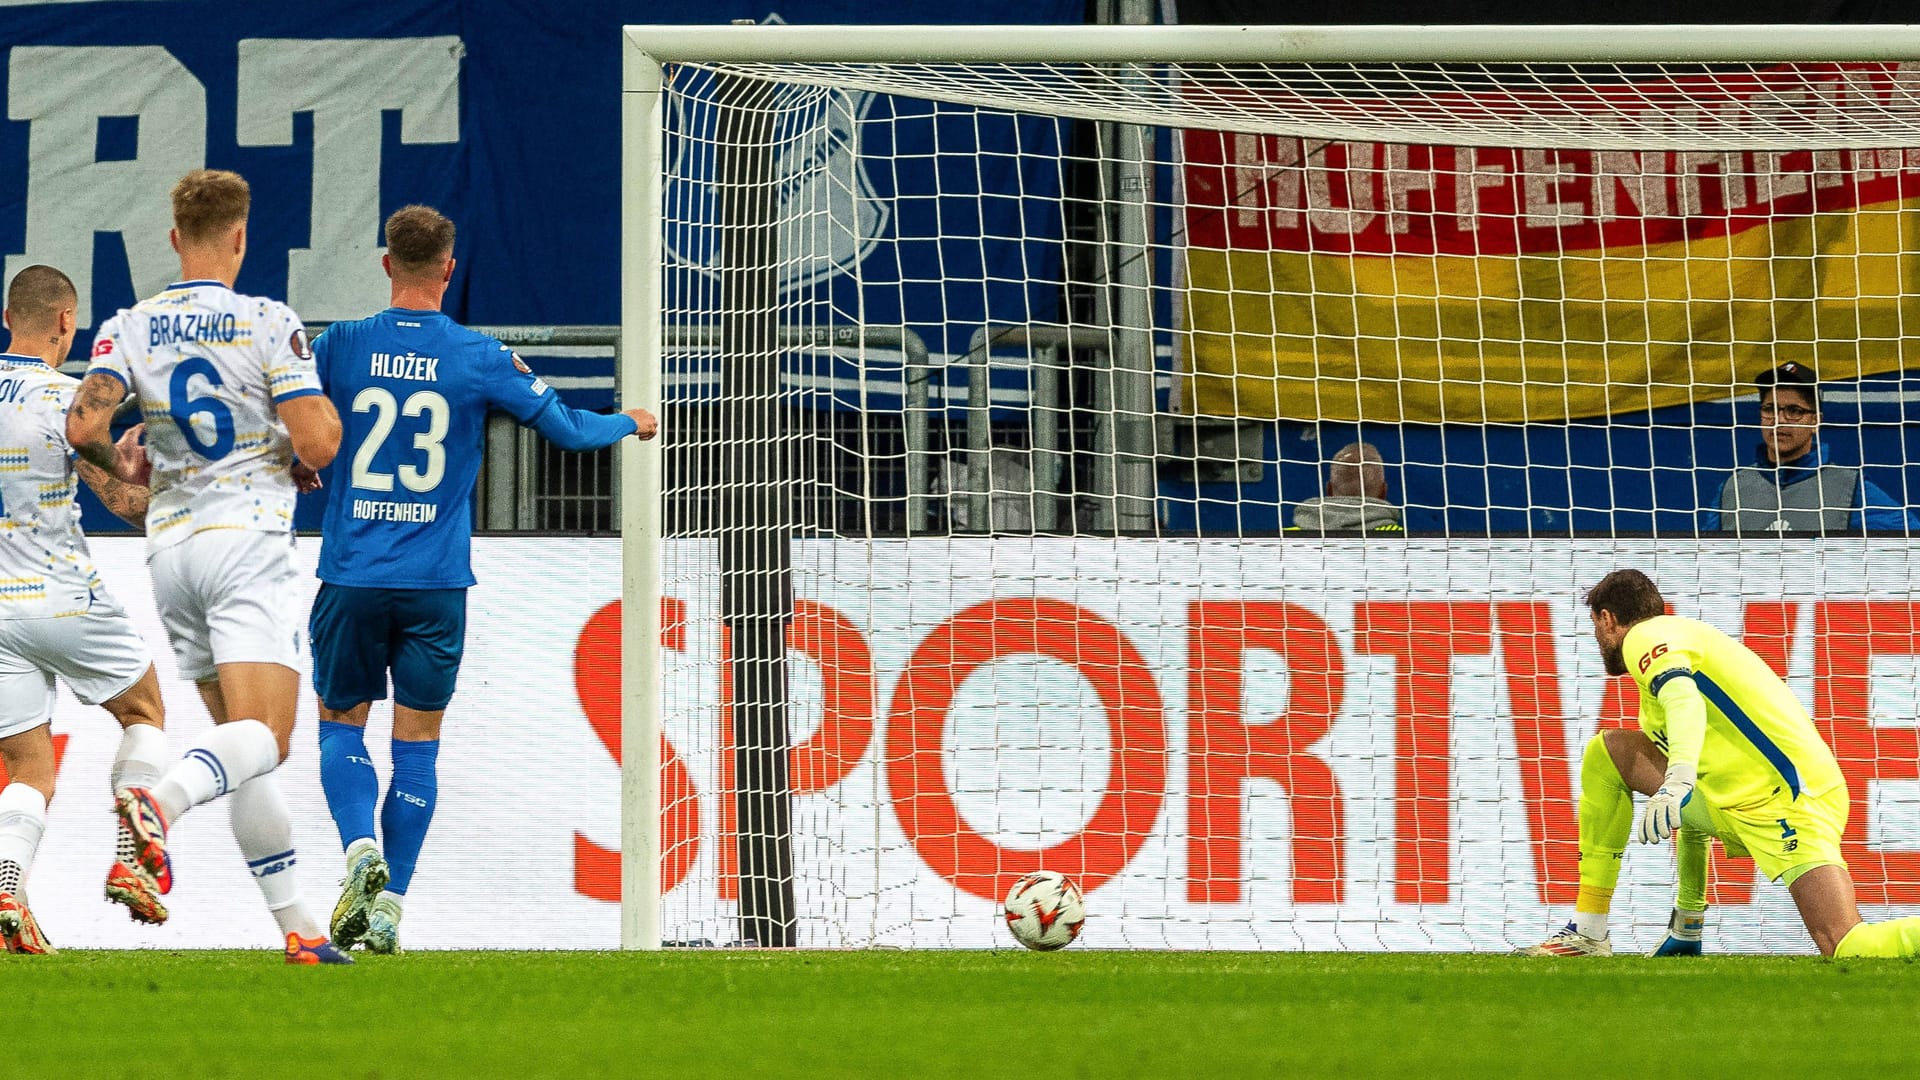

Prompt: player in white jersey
xmin=0 ymin=265 xmax=173 ymax=952
xmin=66 ymin=170 xmax=351 ymax=964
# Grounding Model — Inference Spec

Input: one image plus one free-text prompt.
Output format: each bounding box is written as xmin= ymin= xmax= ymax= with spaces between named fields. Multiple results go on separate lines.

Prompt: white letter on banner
xmin=5 ymin=46 xmax=207 ymax=328
xmin=1453 ymin=149 xmax=1509 ymax=234
xmin=1519 ymin=149 xmax=1581 ymax=229
xmin=236 ymin=37 xmax=462 ymax=320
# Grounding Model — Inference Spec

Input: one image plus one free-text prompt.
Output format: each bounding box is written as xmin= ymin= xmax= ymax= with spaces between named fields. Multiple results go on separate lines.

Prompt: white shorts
xmin=149 ymin=530 xmax=305 ymax=683
xmin=0 ymin=594 xmax=152 ymax=739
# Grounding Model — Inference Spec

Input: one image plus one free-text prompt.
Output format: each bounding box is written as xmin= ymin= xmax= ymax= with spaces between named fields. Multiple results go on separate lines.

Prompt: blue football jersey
xmin=313 ymin=308 xmax=555 ymax=588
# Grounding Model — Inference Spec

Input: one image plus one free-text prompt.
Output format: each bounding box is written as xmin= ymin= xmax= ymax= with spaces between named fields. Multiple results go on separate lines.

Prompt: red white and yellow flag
xmin=1180 ymin=65 xmax=1920 ymax=423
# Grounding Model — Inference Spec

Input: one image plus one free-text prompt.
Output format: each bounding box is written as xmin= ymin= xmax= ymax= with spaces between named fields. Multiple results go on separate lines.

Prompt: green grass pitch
xmin=7 ymin=950 xmax=1914 ymax=1077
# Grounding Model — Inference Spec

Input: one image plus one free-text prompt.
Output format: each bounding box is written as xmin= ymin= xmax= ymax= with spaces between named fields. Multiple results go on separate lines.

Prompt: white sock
xmin=1573 ymin=910 xmax=1610 ymax=940
xmin=153 ymin=718 xmax=280 ymax=821
xmin=346 ymin=836 xmax=380 ymax=872
xmin=111 ymin=723 xmax=169 ymax=865
xmin=228 ymin=773 xmax=319 ymax=939
xmin=0 ymin=783 xmax=49 ymax=897
xmin=377 ymin=890 xmax=405 ymax=916
xmin=112 ymin=723 xmax=169 ymax=793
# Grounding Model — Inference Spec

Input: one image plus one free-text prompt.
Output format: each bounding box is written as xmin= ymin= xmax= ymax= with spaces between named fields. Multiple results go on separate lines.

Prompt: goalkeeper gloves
xmin=1636 ymin=760 xmax=1696 ymax=845
xmin=1652 ymin=907 xmax=1706 ymax=957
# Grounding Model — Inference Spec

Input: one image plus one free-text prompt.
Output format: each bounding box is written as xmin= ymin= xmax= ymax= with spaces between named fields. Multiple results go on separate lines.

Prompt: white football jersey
xmin=0 ymin=353 xmax=107 ymax=619
xmin=89 ymin=280 xmax=321 ymax=554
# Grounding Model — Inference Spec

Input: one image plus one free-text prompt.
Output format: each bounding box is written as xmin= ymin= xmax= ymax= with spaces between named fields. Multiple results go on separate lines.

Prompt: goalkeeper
xmin=1519 ymin=568 xmax=1920 ymax=958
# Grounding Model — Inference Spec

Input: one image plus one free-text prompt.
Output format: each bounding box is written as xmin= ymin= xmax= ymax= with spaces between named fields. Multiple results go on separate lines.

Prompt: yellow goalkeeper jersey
xmin=1623 ymin=614 xmax=1845 ymax=812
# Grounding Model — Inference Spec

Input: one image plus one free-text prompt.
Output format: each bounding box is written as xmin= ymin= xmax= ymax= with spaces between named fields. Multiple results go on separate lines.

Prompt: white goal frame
xmin=617 ymin=22 xmax=1920 ymax=950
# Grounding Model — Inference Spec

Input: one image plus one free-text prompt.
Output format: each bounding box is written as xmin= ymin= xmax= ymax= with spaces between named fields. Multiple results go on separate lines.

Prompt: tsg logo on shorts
xmin=663 ymin=78 xmax=888 ymax=292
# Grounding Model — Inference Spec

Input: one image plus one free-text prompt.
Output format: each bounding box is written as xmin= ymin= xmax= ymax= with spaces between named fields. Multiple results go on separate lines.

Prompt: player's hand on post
xmin=624 ymin=407 xmax=659 ymax=441
xmin=1636 ymin=760 xmax=1697 ymax=845
xmin=114 ymin=423 xmax=152 ymax=487
xmin=291 ymin=461 xmax=323 ymax=493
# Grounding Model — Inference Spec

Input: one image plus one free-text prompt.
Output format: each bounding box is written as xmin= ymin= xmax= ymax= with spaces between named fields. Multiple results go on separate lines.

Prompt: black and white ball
xmin=1003 ymin=870 xmax=1086 ymax=951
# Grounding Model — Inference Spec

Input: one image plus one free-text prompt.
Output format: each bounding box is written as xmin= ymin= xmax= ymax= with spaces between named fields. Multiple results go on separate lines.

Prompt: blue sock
xmin=317 ymin=721 xmax=378 ymax=851
xmin=381 ymin=738 xmax=440 ymax=895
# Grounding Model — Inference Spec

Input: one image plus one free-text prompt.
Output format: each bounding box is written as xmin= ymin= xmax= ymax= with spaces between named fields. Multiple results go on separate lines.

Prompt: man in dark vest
xmin=1704 ymin=362 xmax=1915 ymax=534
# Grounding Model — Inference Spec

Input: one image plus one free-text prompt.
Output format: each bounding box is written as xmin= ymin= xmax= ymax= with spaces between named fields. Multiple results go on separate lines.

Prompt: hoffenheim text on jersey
xmin=312 ymin=309 xmax=557 ymax=590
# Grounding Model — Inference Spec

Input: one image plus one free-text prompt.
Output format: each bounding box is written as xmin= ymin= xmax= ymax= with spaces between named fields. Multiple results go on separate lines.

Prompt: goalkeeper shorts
xmin=1703 ymin=783 xmax=1849 ymax=887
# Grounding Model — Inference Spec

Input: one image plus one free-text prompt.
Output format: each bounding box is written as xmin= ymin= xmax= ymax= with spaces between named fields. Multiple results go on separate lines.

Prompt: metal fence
xmin=69 ymin=321 xmax=1174 ymax=538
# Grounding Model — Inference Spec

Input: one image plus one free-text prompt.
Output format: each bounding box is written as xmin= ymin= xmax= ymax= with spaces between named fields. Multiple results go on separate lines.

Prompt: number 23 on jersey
xmin=351 ymin=387 xmax=449 ymax=493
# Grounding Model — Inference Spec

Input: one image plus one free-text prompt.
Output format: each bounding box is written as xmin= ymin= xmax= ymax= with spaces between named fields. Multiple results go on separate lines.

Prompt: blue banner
xmin=0 ymin=1 xmax=1081 ymax=527
xmin=0 ymin=1 xmax=1079 ymax=333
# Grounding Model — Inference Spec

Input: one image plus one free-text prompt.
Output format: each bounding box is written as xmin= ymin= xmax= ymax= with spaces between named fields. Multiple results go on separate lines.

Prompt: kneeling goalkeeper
xmin=1519 ymin=568 xmax=1920 ymax=958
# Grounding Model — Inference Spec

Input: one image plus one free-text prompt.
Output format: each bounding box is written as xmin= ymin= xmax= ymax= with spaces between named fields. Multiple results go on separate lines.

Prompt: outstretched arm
xmin=527 ymin=400 xmax=652 ymax=452
xmin=66 ymin=372 xmax=131 ymax=478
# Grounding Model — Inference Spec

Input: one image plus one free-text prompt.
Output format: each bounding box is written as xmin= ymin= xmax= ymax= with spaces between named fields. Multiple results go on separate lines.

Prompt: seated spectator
xmin=1289 ymin=442 xmax=1404 ymax=532
xmin=1705 ymin=361 xmax=1916 ymax=534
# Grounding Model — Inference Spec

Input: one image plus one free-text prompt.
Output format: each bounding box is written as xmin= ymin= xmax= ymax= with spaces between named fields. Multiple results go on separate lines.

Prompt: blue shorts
xmin=309 ymin=584 xmax=467 ymax=712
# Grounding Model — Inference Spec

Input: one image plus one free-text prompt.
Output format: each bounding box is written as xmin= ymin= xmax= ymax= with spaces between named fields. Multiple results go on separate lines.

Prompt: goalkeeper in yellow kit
xmin=1519 ymin=569 xmax=1920 ymax=958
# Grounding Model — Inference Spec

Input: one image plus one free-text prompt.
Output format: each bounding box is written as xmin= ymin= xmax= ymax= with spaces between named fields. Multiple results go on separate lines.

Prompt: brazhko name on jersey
xmin=352 ymin=499 xmax=438 ymax=523
xmin=150 ymin=312 xmax=241 ymax=347
xmin=371 ymin=352 xmax=440 ymax=381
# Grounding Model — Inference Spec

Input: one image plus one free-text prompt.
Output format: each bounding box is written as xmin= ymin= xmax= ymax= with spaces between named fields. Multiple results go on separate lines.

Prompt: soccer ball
xmin=1002 ymin=870 xmax=1086 ymax=951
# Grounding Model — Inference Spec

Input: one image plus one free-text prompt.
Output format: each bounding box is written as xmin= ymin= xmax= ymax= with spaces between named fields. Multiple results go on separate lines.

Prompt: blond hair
xmin=171 ymin=169 xmax=251 ymax=244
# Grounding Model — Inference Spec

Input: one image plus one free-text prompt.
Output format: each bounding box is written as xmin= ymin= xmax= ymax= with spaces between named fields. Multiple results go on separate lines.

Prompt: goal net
xmin=621 ymin=26 xmax=1920 ymax=952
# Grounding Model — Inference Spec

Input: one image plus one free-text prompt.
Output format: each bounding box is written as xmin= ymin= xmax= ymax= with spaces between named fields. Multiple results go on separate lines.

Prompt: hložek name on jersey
xmin=312 ymin=308 xmax=564 ymax=590
xmin=370 ymin=352 xmax=439 ymax=381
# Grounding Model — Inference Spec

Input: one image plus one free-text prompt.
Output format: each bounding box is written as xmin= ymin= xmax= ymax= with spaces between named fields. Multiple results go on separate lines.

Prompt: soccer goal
xmin=619 ymin=24 xmax=1920 ymax=952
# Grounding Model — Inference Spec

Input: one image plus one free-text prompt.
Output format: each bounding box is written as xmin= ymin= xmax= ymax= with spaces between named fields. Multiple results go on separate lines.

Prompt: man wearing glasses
xmin=1704 ymin=362 xmax=1916 ymax=534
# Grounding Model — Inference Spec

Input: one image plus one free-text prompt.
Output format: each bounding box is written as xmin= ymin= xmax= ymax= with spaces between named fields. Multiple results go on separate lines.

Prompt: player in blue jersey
xmin=309 ymin=206 xmax=656 ymax=952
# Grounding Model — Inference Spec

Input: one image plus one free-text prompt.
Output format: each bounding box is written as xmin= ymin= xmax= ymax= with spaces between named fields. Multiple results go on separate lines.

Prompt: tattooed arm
xmin=66 ymin=372 xmax=131 ymax=478
xmin=76 ymin=457 xmax=150 ymax=531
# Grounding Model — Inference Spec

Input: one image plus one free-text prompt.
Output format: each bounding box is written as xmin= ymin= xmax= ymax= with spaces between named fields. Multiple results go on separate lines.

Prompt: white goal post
xmin=619 ymin=25 xmax=1920 ymax=952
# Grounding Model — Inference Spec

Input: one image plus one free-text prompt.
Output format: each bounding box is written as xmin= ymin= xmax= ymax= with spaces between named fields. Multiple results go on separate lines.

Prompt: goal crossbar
xmin=622 ymin=23 xmax=1920 ymax=65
